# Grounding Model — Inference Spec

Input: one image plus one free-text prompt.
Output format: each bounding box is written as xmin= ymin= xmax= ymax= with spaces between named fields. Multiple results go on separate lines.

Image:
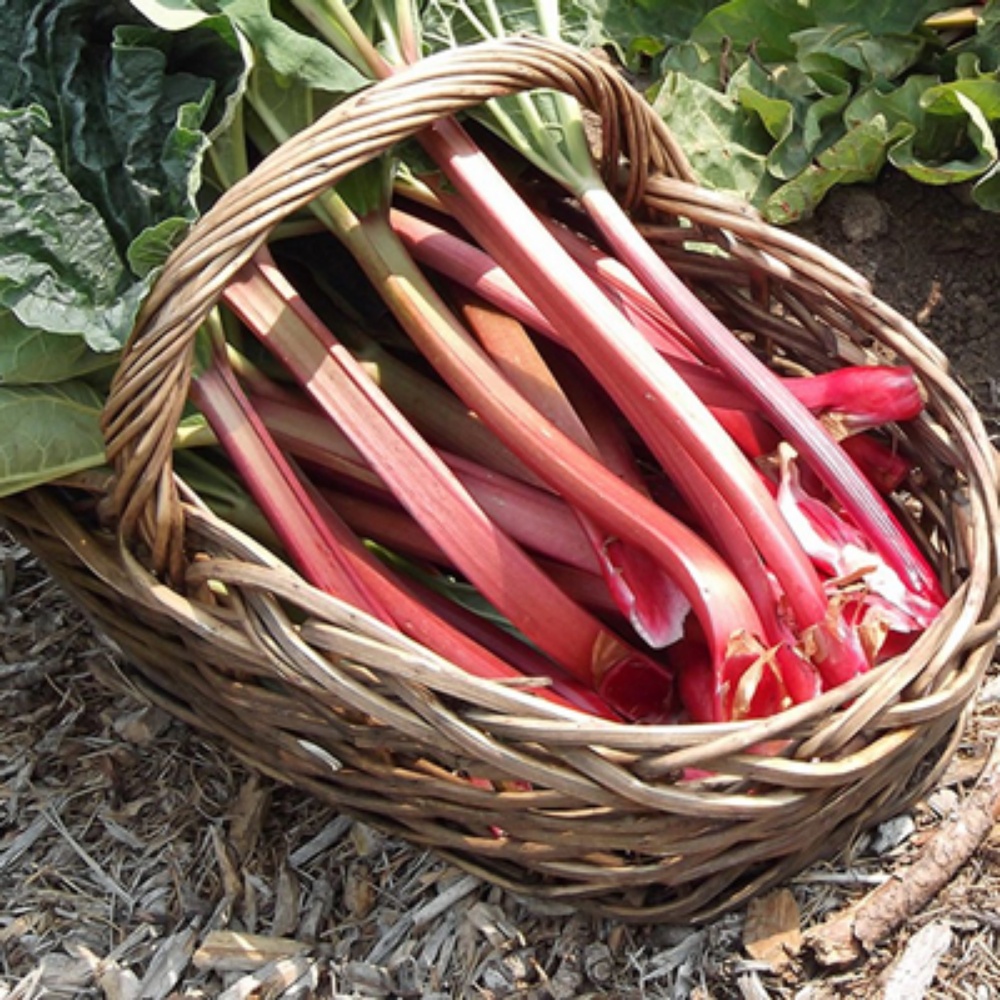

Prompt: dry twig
xmin=807 ymin=736 xmax=1000 ymax=968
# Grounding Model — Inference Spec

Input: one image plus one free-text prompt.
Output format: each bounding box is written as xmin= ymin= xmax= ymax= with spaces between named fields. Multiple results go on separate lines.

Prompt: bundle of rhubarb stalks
xmin=9 ymin=3 xmax=996 ymax=920
xmin=158 ymin=14 xmax=945 ymax=728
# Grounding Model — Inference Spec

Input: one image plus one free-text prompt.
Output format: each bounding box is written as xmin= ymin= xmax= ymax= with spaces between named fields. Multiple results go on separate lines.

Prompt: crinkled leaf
xmin=585 ymin=0 xmax=726 ymax=66
xmin=735 ymin=61 xmax=815 ymax=180
xmin=0 ymin=0 xmax=248 ymax=497
xmin=846 ymin=72 xmax=1000 ymax=189
xmin=844 ymin=72 xmax=937 ymax=133
xmin=764 ymin=116 xmax=896 ymax=223
xmin=891 ymin=85 xmax=999 ymax=185
xmin=0 ymin=381 xmax=107 ymax=497
xmin=791 ymin=22 xmax=929 ymax=83
xmin=651 ymin=0 xmax=1000 ymax=214
xmin=212 ymin=0 xmax=369 ymax=94
xmin=660 ymin=39 xmax=727 ymax=86
xmin=650 ymin=69 xmax=772 ymax=202
xmin=808 ymin=0 xmax=955 ymax=35
xmin=0 ymin=0 xmax=247 ymax=357
xmin=736 ymin=67 xmax=796 ymax=145
xmin=0 ymin=105 xmax=144 ymax=354
xmin=925 ymin=77 xmax=1000 ymax=122
xmin=690 ymin=0 xmax=815 ymax=63
xmin=734 ymin=58 xmax=853 ymax=180
xmin=421 ymin=0 xmax=724 ymax=68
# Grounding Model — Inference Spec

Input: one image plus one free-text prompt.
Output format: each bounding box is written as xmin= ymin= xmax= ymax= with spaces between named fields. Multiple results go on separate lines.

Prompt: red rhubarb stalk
xmin=415 ymin=117 xmax=869 ymax=688
xmin=252 ymin=391 xmax=602 ymax=575
xmin=319 ymin=198 xmax=786 ymax=719
xmin=223 ymin=248 xmax=678 ymax=719
xmin=191 ymin=360 xmax=389 ymax=617
xmin=393 ymin=208 xmax=925 ymax=438
xmin=315 ymin=485 xmax=626 ymax=617
xmin=454 ymin=287 xmax=691 ymax=648
xmin=577 ymin=183 xmax=943 ymax=606
xmin=193 ymin=325 xmax=621 ymax=717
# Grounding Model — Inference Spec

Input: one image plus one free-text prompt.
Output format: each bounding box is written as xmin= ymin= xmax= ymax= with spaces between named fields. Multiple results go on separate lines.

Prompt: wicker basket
xmin=4 ymin=36 xmax=999 ymax=923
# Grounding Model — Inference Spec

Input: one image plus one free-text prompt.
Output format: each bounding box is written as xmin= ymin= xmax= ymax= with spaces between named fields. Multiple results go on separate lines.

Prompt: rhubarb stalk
xmin=223 ymin=247 xmax=679 ymax=719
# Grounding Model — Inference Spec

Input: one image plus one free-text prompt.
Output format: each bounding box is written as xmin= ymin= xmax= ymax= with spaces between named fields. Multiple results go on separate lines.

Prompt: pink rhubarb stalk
xmin=415 ymin=117 xmax=869 ymax=690
xmin=321 ymin=202 xmax=785 ymax=720
xmin=454 ymin=287 xmax=691 ymax=648
xmin=193 ymin=320 xmax=621 ymax=717
xmin=222 ymin=248 xmax=678 ymax=719
xmin=576 ymin=182 xmax=943 ymax=608
xmin=191 ymin=360 xmax=389 ymax=616
xmin=252 ymin=391 xmax=603 ymax=576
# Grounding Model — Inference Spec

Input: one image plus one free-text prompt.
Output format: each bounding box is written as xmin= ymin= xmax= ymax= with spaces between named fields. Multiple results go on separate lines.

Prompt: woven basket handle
xmin=101 ymin=35 xmax=693 ymax=578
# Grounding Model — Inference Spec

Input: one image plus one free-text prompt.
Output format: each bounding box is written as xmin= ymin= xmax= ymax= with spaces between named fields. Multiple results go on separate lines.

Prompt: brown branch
xmin=806 ymin=736 xmax=1000 ymax=968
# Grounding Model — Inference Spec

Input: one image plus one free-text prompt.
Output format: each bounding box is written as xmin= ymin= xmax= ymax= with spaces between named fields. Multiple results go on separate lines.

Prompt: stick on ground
xmin=807 ymin=735 xmax=1000 ymax=968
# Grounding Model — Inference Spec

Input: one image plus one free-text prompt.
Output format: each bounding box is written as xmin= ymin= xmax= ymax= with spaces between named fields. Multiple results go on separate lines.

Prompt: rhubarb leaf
xmin=595 ymin=0 xmax=724 ymax=64
xmin=0 ymin=313 xmax=116 ymax=386
xmin=648 ymin=69 xmax=773 ymax=203
xmin=971 ymin=160 xmax=1000 ymax=210
xmin=890 ymin=81 xmax=1000 ymax=185
xmin=420 ymin=0 xmax=724 ymax=69
xmin=646 ymin=0 xmax=1000 ymax=218
xmin=0 ymin=382 xmax=107 ymax=497
xmin=0 ymin=104 xmax=142 ymax=355
xmin=0 ymin=0 xmax=246 ymax=357
xmin=0 ymin=0 xmax=248 ymax=495
xmin=764 ymin=116 xmax=898 ymax=225
xmin=205 ymin=0 xmax=368 ymax=94
xmin=689 ymin=0 xmax=816 ymax=62
xmin=808 ymin=0 xmax=955 ymax=35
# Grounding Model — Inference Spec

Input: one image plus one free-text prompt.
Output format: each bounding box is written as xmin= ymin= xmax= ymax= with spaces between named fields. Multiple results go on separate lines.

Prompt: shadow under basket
xmin=3 ymin=36 xmax=999 ymax=923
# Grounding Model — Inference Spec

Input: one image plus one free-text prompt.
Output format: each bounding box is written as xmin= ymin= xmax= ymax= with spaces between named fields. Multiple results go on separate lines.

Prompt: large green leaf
xmin=791 ymin=23 xmax=929 ymax=83
xmin=972 ymin=159 xmax=1000 ymax=209
xmin=420 ymin=0 xmax=724 ymax=67
xmin=0 ymin=0 xmax=247 ymax=359
xmin=0 ymin=381 xmax=107 ymax=496
xmin=647 ymin=0 xmax=1000 ymax=215
xmin=891 ymin=85 xmax=1000 ymax=185
xmin=764 ymin=115 xmax=897 ymax=223
xmin=734 ymin=59 xmax=850 ymax=181
xmin=808 ymin=0 xmax=955 ymax=35
xmin=690 ymin=0 xmax=815 ymax=62
xmin=0 ymin=105 xmax=144 ymax=354
xmin=581 ymin=0 xmax=726 ymax=65
xmin=212 ymin=0 xmax=369 ymax=94
xmin=0 ymin=0 xmax=249 ymax=496
xmin=0 ymin=313 xmax=116 ymax=386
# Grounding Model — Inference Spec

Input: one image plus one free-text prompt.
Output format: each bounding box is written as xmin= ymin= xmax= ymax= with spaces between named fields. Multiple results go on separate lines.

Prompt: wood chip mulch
xmin=3 ymin=529 xmax=1000 ymax=1000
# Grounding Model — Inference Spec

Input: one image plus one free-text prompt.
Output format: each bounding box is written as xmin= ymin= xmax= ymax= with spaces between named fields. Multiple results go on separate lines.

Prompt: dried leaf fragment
xmin=192 ymin=930 xmax=310 ymax=973
xmin=743 ymin=888 xmax=803 ymax=972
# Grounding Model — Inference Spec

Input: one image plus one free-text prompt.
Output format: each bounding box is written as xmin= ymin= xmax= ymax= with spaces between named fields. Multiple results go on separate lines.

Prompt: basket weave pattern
xmin=3 ymin=37 xmax=999 ymax=922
